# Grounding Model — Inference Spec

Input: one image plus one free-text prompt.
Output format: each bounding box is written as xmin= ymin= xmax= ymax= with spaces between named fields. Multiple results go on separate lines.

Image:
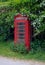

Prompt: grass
xmin=0 ymin=41 xmax=45 ymax=61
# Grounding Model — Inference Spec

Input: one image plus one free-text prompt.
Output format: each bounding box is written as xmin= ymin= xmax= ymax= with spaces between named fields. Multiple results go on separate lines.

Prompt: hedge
xmin=0 ymin=0 xmax=45 ymax=52
xmin=0 ymin=1 xmax=45 ymax=41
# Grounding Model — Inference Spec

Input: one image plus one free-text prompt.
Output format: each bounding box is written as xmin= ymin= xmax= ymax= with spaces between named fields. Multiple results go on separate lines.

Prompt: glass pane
xmin=18 ymin=29 xmax=25 ymax=32
xmin=18 ymin=25 xmax=25 ymax=29
xmin=17 ymin=39 xmax=24 ymax=43
xmin=17 ymin=22 xmax=25 ymax=25
xmin=19 ymin=37 xmax=24 ymax=39
xmin=18 ymin=33 xmax=24 ymax=36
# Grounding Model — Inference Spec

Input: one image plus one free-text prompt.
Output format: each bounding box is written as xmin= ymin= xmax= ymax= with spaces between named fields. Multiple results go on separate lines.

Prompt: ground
xmin=0 ymin=56 xmax=45 ymax=65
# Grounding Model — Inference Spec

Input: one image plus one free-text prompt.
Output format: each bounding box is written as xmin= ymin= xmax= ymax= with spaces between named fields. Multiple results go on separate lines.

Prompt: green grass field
xmin=0 ymin=41 xmax=45 ymax=61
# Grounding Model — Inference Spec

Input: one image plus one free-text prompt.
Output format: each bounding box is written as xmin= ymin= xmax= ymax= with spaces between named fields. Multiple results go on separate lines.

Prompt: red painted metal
xmin=14 ymin=14 xmax=31 ymax=51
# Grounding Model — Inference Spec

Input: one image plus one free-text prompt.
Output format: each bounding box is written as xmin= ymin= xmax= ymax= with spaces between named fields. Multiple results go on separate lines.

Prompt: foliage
xmin=10 ymin=39 xmax=45 ymax=53
xmin=10 ymin=42 xmax=28 ymax=54
xmin=0 ymin=0 xmax=8 ymax=2
xmin=31 ymin=39 xmax=45 ymax=53
xmin=0 ymin=0 xmax=45 ymax=41
xmin=0 ymin=41 xmax=45 ymax=61
xmin=0 ymin=10 xmax=16 ymax=41
xmin=0 ymin=0 xmax=45 ymax=52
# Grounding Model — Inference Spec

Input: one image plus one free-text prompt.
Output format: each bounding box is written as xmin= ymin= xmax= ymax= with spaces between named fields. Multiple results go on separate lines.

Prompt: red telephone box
xmin=14 ymin=14 xmax=31 ymax=51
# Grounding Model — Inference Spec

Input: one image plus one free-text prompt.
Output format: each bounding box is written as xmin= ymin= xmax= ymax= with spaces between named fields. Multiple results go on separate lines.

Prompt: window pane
xmin=18 ymin=25 xmax=25 ymax=29
xmin=17 ymin=22 xmax=25 ymax=25
xmin=17 ymin=39 xmax=24 ymax=43
xmin=19 ymin=37 xmax=24 ymax=39
xmin=18 ymin=33 xmax=24 ymax=36
xmin=18 ymin=29 xmax=25 ymax=32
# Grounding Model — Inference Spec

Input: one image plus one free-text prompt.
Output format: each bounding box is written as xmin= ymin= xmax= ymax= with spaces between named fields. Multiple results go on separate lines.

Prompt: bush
xmin=0 ymin=0 xmax=45 ymax=41
xmin=0 ymin=0 xmax=45 ymax=52
xmin=31 ymin=39 xmax=45 ymax=53
xmin=0 ymin=9 xmax=17 ymax=41
xmin=10 ymin=42 xmax=28 ymax=54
